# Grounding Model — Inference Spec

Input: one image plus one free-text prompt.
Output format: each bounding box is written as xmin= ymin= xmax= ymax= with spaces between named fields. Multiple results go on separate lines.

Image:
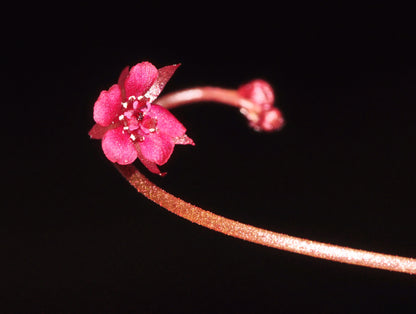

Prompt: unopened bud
xmin=255 ymin=108 xmax=285 ymax=132
xmin=238 ymin=79 xmax=275 ymax=111
xmin=238 ymin=80 xmax=284 ymax=132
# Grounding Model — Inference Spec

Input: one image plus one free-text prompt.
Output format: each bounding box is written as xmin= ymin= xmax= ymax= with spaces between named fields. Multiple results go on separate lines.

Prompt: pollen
xmin=119 ymin=114 xmax=124 ymax=120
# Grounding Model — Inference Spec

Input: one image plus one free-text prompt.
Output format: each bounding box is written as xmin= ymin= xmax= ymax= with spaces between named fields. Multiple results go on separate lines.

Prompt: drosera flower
xmin=89 ymin=61 xmax=194 ymax=175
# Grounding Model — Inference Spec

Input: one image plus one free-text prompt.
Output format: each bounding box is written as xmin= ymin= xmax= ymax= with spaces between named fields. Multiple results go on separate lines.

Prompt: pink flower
xmin=89 ymin=62 xmax=194 ymax=175
xmin=238 ymin=79 xmax=284 ymax=132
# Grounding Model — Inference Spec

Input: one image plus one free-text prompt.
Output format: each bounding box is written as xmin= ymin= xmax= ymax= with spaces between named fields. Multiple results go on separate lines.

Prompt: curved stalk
xmin=158 ymin=87 xmax=252 ymax=110
xmin=116 ymin=164 xmax=416 ymax=274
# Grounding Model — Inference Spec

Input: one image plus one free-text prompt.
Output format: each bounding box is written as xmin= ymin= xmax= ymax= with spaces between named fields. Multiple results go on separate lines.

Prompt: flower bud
xmin=238 ymin=79 xmax=275 ymax=111
xmin=238 ymin=79 xmax=284 ymax=132
xmin=255 ymin=108 xmax=285 ymax=132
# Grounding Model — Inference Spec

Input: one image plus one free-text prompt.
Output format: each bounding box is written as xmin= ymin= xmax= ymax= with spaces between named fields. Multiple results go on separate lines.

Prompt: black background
xmin=2 ymin=2 xmax=416 ymax=313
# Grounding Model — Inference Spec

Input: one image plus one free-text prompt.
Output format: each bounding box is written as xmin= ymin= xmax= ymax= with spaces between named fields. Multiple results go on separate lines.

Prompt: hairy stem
xmin=116 ymin=164 xmax=416 ymax=274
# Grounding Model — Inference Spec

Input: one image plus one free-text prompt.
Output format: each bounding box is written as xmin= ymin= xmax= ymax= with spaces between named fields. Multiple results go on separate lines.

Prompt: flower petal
xmin=102 ymin=127 xmax=137 ymax=165
xmin=135 ymin=146 xmax=164 ymax=175
xmin=124 ymin=62 xmax=158 ymax=98
xmin=147 ymin=104 xmax=186 ymax=138
xmin=145 ymin=64 xmax=180 ymax=102
xmin=138 ymin=132 xmax=174 ymax=166
xmin=93 ymin=84 xmax=122 ymax=126
xmin=117 ymin=66 xmax=130 ymax=102
xmin=89 ymin=122 xmax=121 ymax=139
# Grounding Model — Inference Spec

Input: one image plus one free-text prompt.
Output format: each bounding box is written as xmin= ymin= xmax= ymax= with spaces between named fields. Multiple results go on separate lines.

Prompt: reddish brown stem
xmin=116 ymin=164 xmax=416 ymax=274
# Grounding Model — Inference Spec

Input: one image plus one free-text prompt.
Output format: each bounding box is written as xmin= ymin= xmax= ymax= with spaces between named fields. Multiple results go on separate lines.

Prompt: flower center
xmin=118 ymin=95 xmax=158 ymax=142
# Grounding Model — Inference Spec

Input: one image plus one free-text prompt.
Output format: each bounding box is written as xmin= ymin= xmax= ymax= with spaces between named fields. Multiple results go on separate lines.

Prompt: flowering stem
xmin=116 ymin=164 xmax=416 ymax=274
xmin=117 ymin=86 xmax=416 ymax=274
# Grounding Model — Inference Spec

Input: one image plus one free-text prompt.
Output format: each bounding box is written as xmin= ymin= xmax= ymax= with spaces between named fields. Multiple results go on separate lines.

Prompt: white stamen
xmin=128 ymin=95 xmax=136 ymax=101
xmin=123 ymin=126 xmax=129 ymax=131
xmin=130 ymin=134 xmax=136 ymax=141
xmin=118 ymin=114 xmax=124 ymax=120
xmin=137 ymin=95 xmax=143 ymax=100
xmin=122 ymin=102 xmax=128 ymax=108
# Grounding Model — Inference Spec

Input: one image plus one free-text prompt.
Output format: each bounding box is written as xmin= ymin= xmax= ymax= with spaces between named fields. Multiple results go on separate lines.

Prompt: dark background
xmin=2 ymin=2 xmax=416 ymax=312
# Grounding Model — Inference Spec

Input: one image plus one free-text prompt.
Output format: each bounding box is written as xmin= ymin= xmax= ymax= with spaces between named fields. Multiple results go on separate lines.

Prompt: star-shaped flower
xmin=89 ymin=62 xmax=194 ymax=175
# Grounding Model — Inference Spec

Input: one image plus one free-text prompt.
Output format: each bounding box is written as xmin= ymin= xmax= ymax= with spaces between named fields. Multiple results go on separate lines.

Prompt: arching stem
xmin=158 ymin=87 xmax=252 ymax=110
xmin=116 ymin=164 xmax=416 ymax=274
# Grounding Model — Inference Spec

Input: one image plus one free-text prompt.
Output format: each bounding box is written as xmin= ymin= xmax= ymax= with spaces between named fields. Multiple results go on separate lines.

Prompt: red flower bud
xmin=238 ymin=79 xmax=275 ymax=111
xmin=238 ymin=79 xmax=284 ymax=132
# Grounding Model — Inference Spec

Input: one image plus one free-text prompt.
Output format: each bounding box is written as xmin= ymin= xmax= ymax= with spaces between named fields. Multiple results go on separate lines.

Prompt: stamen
xmin=122 ymin=102 xmax=128 ymax=109
xmin=130 ymin=134 xmax=136 ymax=141
xmin=144 ymin=91 xmax=152 ymax=99
xmin=118 ymin=114 xmax=124 ymax=120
